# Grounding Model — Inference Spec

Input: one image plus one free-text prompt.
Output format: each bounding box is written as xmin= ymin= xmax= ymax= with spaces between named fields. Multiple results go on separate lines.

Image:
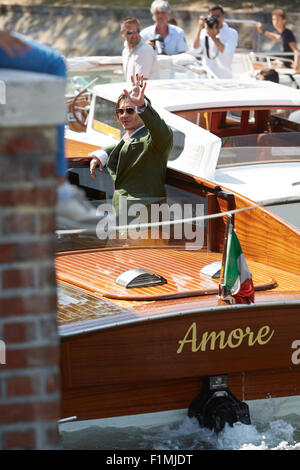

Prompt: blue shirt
xmin=0 ymin=32 xmax=66 ymax=76
xmin=140 ymin=24 xmax=187 ymax=55
xmin=0 ymin=32 xmax=67 ymax=176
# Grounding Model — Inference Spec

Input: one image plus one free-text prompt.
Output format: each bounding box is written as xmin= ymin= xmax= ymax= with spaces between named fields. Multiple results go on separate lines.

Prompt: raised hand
xmin=123 ymin=74 xmax=147 ymax=108
xmin=0 ymin=30 xmax=31 ymax=58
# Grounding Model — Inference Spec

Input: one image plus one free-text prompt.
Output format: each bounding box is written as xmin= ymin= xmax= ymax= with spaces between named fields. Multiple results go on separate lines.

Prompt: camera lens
xmin=205 ymin=15 xmax=218 ymax=28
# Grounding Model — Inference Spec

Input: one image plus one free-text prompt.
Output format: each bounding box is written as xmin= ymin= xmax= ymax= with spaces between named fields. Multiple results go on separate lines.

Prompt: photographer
xmin=140 ymin=0 xmax=187 ymax=55
xmin=192 ymin=5 xmax=238 ymax=78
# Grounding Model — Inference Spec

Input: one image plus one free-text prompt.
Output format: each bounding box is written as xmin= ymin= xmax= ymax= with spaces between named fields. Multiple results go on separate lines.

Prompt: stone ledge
xmin=0 ymin=69 xmax=65 ymax=127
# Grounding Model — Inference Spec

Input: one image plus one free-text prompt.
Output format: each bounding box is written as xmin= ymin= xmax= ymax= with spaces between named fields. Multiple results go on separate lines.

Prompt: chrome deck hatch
xmin=115 ymin=268 xmax=167 ymax=289
xmin=200 ymin=261 xmax=222 ymax=279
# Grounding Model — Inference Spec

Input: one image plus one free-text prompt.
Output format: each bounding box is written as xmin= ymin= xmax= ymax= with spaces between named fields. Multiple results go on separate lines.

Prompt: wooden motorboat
xmin=56 ymin=168 xmax=300 ymax=431
xmin=58 ymin=74 xmax=300 ymax=432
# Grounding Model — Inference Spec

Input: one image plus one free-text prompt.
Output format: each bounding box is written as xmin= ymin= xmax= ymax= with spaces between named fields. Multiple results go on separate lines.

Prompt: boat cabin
xmin=65 ymin=78 xmax=300 ymax=227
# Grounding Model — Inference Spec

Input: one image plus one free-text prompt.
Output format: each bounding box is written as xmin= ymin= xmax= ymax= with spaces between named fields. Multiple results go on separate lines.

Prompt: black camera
xmin=153 ymin=34 xmax=165 ymax=55
xmin=205 ymin=15 xmax=219 ymax=28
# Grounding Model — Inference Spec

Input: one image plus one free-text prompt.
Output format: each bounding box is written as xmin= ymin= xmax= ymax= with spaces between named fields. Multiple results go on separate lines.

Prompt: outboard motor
xmin=188 ymin=375 xmax=251 ymax=433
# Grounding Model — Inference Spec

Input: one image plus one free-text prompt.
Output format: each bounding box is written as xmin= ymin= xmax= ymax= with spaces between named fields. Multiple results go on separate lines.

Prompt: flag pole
xmin=218 ymin=214 xmax=232 ymax=301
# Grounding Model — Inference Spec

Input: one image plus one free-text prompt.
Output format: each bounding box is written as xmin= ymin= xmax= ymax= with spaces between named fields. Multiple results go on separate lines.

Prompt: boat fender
xmin=188 ymin=375 xmax=251 ymax=433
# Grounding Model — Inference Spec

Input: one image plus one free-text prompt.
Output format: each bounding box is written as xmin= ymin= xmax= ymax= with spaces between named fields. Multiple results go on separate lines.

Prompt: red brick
xmin=2 ymin=213 xmax=36 ymax=235
xmin=4 ymin=321 xmax=36 ymax=343
xmin=3 ymin=429 xmax=36 ymax=450
xmin=0 ymin=293 xmax=57 ymax=317
xmin=1 ymin=129 xmax=56 ymax=156
xmin=35 ymin=401 xmax=61 ymax=421
xmin=3 ymin=345 xmax=59 ymax=370
xmin=45 ymin=371 xmax=61 ymax=394
xmin=0 ymin=188 xmax=35 ymax=207
xmin=38 ymin=264 xmax=56 ymax=288
xmin=2 ymin=268 xmax=35 ymax=289
xmin=2 ymin=135 xmax=39 ymax=156
xmin=0 ymin=243 xmax=14 ymax=263
xmin=0 ymin=400 xmax=60 ymax=424
xmin=0 ymin=187 xmax=56 ymax=207
xmin=0 ymin=296 xmax=25 ymax=316
xmin=39 ymin=213 xmax=56 ymax=235
xmin=0 ymin=240 xmax=55 ymax=264
xmin=40 ymin=160 xmax=56 ymax=178
xmin=6 ymin=375 xmax=40 ymax=397
xmin=0 ymin=402 xmax=35 ymax=424
xmin=14 ymin=240 xmax=56 ymax=262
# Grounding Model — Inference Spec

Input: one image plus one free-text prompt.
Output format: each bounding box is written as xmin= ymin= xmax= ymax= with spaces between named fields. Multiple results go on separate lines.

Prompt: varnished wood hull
xmin=58 ymin=169 xmax=300 ymax=424
xmin=60 ymin=301 xmax=300 ymax=422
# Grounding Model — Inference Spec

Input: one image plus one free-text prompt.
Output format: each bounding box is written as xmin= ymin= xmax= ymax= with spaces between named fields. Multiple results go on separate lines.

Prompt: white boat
xmin=65 ymin=77 xmax=300 ymax=228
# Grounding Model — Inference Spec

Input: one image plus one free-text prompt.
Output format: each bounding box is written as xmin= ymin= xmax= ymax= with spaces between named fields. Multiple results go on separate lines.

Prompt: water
xmin=60 ymin=414 xmax=300 ymax=451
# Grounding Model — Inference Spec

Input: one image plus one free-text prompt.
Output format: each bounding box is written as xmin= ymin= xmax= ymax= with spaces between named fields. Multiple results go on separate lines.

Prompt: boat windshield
xmin=217 ymin=132 xmax=300 ymax=167
xmin=92 ymin=96 xmax=123 ymax=139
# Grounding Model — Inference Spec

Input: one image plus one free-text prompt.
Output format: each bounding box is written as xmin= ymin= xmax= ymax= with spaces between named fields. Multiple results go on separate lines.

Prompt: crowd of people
xmin=118 ymin=1 xmax=299 ymax=81
xmin=0 ymin=1 xmax=299 ymax=231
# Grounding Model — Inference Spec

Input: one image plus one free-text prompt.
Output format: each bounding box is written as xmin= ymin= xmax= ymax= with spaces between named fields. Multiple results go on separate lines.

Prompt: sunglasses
xmin=126 ymin=29 xmax=140 ymax=35
xmin=116 ymin=107 xmax=136 ymax=115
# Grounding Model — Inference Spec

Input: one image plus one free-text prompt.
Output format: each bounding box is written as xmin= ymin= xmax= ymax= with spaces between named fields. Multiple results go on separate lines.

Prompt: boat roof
xmin=93 ymin=78 xmax=300 ymax=112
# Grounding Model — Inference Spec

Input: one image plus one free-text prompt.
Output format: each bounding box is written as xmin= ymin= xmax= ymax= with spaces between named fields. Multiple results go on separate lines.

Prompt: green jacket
xmin=104 ymin=103 xmax=173 ymax=219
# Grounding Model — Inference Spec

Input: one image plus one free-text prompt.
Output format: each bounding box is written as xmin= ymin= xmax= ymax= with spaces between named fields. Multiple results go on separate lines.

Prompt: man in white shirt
xmin=140 ymin=0 xmax=187 ymax=55
xmin=192 ymin=5 xmax=238 ymax=78
xmin=121 ymin=16 xmax=160 ymax=82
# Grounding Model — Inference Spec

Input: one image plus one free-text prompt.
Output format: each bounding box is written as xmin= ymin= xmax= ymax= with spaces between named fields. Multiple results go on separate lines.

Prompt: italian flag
xmin=223 ymin=224 xmax=255 ymax=304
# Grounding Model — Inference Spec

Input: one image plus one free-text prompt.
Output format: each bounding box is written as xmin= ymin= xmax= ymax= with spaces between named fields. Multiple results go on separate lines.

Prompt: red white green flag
xmin=223 ymin=224 xmax=255 ymax=304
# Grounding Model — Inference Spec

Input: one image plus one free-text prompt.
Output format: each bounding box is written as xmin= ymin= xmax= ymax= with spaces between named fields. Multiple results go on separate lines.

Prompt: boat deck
xmin=56 ymin=246 xmax=300 ymax=335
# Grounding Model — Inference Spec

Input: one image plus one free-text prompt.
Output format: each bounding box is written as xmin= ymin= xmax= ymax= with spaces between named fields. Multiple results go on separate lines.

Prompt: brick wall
xmin=0 ymin=71 xmax=65 ymax=450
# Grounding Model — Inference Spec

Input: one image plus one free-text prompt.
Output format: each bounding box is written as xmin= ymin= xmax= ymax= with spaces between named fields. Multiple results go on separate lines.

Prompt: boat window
xmin=92 ymin=96 xmax=123 ymax=139
xmin=217 ymin=131 xmax=300 ymax=167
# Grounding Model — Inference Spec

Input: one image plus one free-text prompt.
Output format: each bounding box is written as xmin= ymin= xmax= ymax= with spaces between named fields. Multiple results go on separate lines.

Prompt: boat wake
xmin=60 ymin=414 xmax=300 ymax=450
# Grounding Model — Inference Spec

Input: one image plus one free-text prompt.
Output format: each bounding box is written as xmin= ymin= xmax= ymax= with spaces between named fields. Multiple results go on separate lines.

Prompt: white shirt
xmin=122 ymin=38 xmax=160 ymax=82
xmin=140 ymin=24 xmax=187 ymax=55
xmin=192 ymin=23 xmax=238 ymax=78
xmin=90 ymin=125 xmax=146 ymax=167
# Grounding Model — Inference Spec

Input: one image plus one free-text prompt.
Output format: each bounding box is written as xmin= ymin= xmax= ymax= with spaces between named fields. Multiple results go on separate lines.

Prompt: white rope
xmin=56 ymin=195 xmax=299 ymax=235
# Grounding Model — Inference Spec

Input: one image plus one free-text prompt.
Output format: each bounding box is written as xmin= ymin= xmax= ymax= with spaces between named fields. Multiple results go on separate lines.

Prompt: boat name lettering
xmin=176 ymin=323 xmax=274 ymax=354
xmin=291 ymin=340 xmax=300 ymax=365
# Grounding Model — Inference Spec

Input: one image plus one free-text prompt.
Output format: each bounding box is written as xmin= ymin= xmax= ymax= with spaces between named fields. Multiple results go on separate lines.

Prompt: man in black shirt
xmin=256 ymin=9 xmax=299 ymax=69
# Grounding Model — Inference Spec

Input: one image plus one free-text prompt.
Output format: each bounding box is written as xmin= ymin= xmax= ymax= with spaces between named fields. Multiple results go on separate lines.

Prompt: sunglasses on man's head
xmin=126 ymin=29 xmax=140 ymax=35
xmin=116 ymin=107 xmax=136 ymax=115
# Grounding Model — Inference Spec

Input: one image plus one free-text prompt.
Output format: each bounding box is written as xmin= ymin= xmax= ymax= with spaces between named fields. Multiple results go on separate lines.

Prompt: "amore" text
xmin=177 ymin=323 xmax=274 ymax=354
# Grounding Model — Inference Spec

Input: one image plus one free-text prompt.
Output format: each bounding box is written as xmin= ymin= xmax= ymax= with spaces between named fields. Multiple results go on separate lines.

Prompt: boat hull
xmin=59 ymin=394 xmax=300 ymax=433
xmin=60 ymin=301 xmax=300 ymax=423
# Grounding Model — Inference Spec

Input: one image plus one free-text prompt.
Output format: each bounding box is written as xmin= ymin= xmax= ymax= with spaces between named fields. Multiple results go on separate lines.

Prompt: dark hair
xmin=259 ymin=68 xmax=279 ymax=83
xmin=115 ymin=93 xmax=151 ymax=118
xmin=209 ymin=5 xmax=225 ymax=15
